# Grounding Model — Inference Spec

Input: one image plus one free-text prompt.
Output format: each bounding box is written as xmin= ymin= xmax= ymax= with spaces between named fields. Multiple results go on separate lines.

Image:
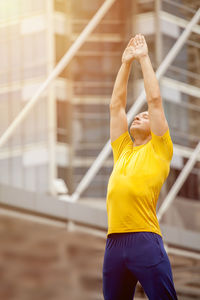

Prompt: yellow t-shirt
xmin=106 ymin=128 xmax=173 ymax=238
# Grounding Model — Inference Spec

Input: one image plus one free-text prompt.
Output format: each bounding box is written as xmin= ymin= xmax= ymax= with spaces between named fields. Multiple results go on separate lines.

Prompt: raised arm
xmin=132 ymin=34 xmax=169 ymax=136
xmin=110 ymin=38 xmax=134 ymax=142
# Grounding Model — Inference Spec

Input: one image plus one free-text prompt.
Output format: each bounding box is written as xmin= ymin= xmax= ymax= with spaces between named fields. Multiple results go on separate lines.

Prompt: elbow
xmin=110 ymin=97 xmax=126 ymax=110
xmin=110 ymin=102 xmax=123 ymax=110
xmin=148 ymin=94 xmax=162 ymax=104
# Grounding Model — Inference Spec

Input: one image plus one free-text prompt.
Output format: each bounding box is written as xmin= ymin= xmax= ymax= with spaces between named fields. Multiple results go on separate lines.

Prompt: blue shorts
xmin=102 ymin=231 xmax=178 ymax=300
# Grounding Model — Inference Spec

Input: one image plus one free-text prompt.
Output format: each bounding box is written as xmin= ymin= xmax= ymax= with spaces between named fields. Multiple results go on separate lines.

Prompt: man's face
xmin=130 ymin=111 xmax=150 ymax=137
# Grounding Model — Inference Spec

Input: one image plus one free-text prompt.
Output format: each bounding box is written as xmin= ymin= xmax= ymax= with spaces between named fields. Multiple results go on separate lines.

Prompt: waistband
xmin=107 ymin=231 xmax=162 ymax=240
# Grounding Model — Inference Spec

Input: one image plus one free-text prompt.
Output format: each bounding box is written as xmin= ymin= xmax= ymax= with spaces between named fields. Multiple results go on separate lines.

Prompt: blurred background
xmin=0 ymin=0 xmax=200 ymax=299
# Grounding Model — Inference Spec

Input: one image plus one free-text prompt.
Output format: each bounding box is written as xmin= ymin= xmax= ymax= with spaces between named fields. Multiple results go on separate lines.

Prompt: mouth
xmin=132 ymin=120 xmax=140 ymax=125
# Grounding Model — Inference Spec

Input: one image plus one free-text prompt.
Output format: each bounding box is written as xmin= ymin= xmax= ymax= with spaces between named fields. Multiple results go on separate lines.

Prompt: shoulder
xmin=150 ymin=128 xmax=173 ymax=162
xmin=111 ymin=130 xmax=133 ymax=164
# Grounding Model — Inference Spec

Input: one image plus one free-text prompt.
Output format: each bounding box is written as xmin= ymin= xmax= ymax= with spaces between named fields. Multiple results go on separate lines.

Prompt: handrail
xmin=69 ymin=8 xmax=200 ymax=203
xmin=186 ymin=39 xmax=200 ymax=49
xmin=0 ymin=0 xmax=116 ymax=149
xmin=161 ymin=11 xmax=200 ymax=35
xmin=168 ymin=65 xmax=200 ymax=81
xmin=162 ymin=0 xmax=196 ymax=14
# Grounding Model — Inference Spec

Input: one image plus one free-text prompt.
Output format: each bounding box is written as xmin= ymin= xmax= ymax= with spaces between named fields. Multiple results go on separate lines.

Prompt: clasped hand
xmin=122 ymin=34 xmax=148 ymax=64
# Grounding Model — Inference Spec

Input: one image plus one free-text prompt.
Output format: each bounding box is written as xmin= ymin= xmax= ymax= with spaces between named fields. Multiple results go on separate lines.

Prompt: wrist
xmin=121 ymin=60 xmax=132 ymax=67
xmin=138 ymin=54 xmax=149 ymax=63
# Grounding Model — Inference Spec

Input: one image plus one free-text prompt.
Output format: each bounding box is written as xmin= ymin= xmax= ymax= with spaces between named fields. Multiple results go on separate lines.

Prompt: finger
xmin=138 ymin=35 xmax=143 ymax=44
xmin=140 ymin=34 xmax=146 ymax=43
xmin=127 ymin=38 xmax=134 ymax=47
xmin=133 ymin=39 xmax=137 ymax=47
xmin=136 ymin=34 xmax=141 ymax=44
xmin=133 ymin=35 xmax=138 ymax=43
xmin=135 ymin=36 xmax=140 ymax=45
xmin=138 ymin=33 xmax=143 ymax=39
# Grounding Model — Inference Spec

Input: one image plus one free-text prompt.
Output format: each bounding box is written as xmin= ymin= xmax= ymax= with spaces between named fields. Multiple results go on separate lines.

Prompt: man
xmin=102 ymin=34 xmax=178 ymax=300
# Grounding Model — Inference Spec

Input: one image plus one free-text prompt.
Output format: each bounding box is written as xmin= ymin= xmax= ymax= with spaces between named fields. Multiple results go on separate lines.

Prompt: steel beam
xmin=157 ymin=141 xmax=200 ymax=221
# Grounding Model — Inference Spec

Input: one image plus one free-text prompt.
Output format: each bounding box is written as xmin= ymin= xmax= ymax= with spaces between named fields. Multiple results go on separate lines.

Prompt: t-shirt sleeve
xmin=150 ymin=128 xmax=173 ymax=162
xmin=111 ymin=130 xmax=133 ymax=165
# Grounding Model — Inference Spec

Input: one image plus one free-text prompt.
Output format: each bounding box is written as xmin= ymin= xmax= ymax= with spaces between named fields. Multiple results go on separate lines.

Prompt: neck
xmin=133 ymin=133 xmax=152 ymax=147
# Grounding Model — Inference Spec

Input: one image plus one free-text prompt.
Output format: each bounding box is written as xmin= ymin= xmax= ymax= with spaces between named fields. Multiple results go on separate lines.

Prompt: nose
xmin=134 ymin=115 xmax=140 ymax=121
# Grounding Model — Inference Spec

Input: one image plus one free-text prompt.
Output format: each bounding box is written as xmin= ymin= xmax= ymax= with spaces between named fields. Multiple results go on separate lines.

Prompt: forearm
xmin=110 ymin=61 xmax=132 ymax=109
xmin=139 ymin=55 xmax=161 ymax=102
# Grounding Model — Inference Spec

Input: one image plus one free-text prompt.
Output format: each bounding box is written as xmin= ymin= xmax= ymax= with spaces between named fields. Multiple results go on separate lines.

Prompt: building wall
xmin=0 ymin=0 xmax=50 ymax=192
